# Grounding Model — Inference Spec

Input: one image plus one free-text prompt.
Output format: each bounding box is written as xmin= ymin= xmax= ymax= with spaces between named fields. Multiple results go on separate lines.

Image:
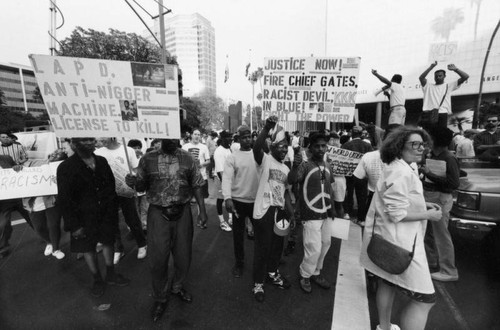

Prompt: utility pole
xmin=158 ymin=0 xmax=167 ymax=64
xmin=49 ymin=0 xmax=57 ymax=55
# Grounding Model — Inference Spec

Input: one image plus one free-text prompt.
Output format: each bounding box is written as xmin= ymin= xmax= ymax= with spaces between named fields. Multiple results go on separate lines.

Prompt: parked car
xmin=450 ymin=156 xmax=500 ymax=274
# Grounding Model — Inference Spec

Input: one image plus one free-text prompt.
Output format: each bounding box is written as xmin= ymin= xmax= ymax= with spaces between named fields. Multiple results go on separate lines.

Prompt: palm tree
xmin=431 ymin=7 xmax=465 ymax=42
xmin=470 ymin=0 xmax=483 ymax=40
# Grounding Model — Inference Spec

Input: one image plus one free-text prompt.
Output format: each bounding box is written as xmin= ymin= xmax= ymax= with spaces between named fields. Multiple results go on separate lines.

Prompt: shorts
xmin=201 ymin=180 xmax=209 ymax=199
xmin=70 ymin=223 xmax=116 ymax=253
xmin=332 ymin=176 xmax=346 ymax=202
xmin=381 ymin=278 xmax=436 ymax=304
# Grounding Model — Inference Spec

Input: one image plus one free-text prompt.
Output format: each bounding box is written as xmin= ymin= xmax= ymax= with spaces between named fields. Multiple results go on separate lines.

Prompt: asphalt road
xmin=0 ymin=180 xmax=342 ymax=330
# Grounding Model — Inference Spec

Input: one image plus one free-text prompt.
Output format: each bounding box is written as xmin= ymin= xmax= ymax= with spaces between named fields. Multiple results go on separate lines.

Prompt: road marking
xmin=331 ymin=223 xmax=371 ymax=330
xmin=434 ymin=282 xmax=472 ymax=330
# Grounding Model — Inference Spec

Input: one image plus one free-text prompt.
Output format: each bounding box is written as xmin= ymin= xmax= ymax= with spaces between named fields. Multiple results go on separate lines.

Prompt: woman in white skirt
xmin=359 ymin=126 xmax=442 ymax=330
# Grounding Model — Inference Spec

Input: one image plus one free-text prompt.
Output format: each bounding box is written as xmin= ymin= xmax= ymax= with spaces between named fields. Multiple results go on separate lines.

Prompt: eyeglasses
xmin=406 ymin=141 xmax=428 ymax=150
xmin=487 ymin=119 xmax=498 ymax=123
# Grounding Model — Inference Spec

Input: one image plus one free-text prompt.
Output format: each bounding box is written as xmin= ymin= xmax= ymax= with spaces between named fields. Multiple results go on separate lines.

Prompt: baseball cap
xmin=352 ymin=126 xmax=363 ymax=134
xmin=236 ymin=125 xmax=251 ymax=136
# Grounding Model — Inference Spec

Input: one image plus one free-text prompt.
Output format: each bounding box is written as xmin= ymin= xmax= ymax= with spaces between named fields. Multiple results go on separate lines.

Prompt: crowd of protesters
xmin=4 ymin=61 xmax=500 ymax=329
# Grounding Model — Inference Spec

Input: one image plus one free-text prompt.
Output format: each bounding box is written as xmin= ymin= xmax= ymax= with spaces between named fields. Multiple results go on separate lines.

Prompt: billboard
xmin=29 ymin=55 xmax=181 ymax=139
xmin=262 ymin=57 xmax=361 ymax=123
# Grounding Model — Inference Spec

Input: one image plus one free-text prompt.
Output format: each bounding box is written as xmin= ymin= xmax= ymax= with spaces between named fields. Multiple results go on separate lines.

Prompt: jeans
xmin=148 ymin=204 xmax=193 ymax=303
xmin=253 ymin=206 xmax=285 ymax=284
xmin=31 ymin=206 xmax=62 ymax=250
xmin=232 ymin=200 xmax=254 ymax=266
xmin=136 ymin=195 xmax=149 ymax=230
xmin=115 ymin=196 xmax=147 ymax=252
xmin=299 ymin=219 xmax=332 ymax=278
xmin=423 ymin=190 xmax=458 ymax=276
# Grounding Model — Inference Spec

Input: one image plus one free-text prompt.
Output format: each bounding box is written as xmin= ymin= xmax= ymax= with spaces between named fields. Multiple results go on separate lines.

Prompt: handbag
xmin=420 ymin=85 xmax=448 ymax=125
xmin=367 ymin=214 xmax=416 ymax=275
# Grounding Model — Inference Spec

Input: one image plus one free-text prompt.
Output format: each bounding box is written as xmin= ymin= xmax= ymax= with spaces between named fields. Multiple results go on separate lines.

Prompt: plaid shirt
xmin=136 ymin=148 xmax=204 ymax=207
xmin=0 ymin=143 xmax=28 ymax=164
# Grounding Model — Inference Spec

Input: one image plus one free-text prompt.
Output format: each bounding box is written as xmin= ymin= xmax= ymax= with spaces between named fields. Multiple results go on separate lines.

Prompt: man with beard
xmin=57 ymin=138 xmax=129 ymax=298
xmin=473 ymin=114 xmax=500 ymax=157
xmin=125 ymin=139 xmax=208 ymax=322
xmin=251 ymin=116 xmax=295 ymax=302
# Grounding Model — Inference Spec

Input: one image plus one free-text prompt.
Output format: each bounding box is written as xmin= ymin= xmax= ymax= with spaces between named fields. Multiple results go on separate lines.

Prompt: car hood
xmin=459 ymin=168 xmax=500 ymax=194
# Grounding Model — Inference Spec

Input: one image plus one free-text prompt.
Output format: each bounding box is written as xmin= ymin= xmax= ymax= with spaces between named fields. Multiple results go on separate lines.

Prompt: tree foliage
xmin=179 ymin=97 xmax=202 ymax=132
xmin=431 ymin=7 xmax=465 ymax=42
xmin=191 ymin=94 xmax=226 ymax=131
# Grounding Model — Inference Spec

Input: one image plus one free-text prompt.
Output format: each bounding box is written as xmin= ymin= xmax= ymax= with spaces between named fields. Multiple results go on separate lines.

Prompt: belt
xmin=390 ymin=105 xmax=404 ymax=109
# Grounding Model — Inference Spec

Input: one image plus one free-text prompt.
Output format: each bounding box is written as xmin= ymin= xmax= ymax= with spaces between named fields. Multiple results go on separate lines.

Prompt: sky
xmin=1 ymin=0 xmax=499 ymax=105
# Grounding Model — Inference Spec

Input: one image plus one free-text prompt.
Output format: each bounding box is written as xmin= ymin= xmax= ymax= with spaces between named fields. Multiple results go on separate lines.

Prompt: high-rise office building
xmin=0 ymin=62 xmax=45 ymax=116
xmin=148 ymin=13 xmax=216 ymax=97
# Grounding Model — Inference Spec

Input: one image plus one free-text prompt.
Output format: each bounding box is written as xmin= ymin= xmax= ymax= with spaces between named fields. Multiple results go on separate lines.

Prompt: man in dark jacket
xmin=57 ymin=137 xmax=129 ymax=297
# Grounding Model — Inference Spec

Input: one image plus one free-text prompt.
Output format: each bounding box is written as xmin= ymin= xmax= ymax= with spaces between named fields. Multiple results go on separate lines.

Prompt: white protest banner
xmin=29 ymin=55 xmax=180 ymax=139
xmin=325 ymin=145 xmax=363 ymax=176
xmin=16 ymin=131 xmax=58 ymax=161
xmin=262 ymin=57 xmax=361 ymax=123
xmin=0 ymin=161 xmax=61 ymax=200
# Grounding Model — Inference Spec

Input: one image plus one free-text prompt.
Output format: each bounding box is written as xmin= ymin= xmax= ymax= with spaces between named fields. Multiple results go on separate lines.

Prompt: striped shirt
xmin=0 ymin=143 xmax=28 ymax=164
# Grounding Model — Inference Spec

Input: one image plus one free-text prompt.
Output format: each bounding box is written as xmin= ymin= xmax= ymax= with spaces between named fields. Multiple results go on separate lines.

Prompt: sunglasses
xmin=406 ymin=141 xmax=428 ymax=150
xmin=487 ymin=119 xmax=498 ymax=123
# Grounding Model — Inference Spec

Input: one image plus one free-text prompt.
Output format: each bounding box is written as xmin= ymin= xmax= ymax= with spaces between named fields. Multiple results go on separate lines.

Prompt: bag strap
xmin=372 ymin=211 xmax=417 ymax=255
xmin=437 ymin=85 xmax=448 ymax=109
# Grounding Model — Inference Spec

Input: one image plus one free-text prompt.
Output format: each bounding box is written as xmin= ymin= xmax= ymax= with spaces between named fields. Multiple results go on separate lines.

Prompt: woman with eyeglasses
xmin=359 ymin=126 xmax=443 ymax=330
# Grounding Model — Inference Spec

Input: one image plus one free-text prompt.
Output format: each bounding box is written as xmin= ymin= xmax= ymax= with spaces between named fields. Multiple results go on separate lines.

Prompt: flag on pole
xmin=245 ymin=63 xmax=251 ymax=77
xmin=224 ymin=55 xmax=229 ymax=83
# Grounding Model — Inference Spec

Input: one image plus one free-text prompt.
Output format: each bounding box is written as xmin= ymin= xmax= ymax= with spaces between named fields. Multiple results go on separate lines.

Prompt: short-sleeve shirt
xmin=253 ymin=153 xmax=290 ymax=220
xmin=353 ymin=151 xmax=384 ymax=192
xmin=291 ymin=160 xmax=334 ymax=220
xmin=182 ymin=142 xmax=210 ymax=180
xmin=214 ymin=146 xmax=232 ymax=173
xmin=389 ymin=82 xmax=405 ymax=107
xmin=422 ymin=80 xmax=459 ymax=114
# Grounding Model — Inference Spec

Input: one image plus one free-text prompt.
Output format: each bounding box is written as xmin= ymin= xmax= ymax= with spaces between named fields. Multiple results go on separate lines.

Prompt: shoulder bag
xmin=420 ymin=85 xmax=448 ymax=125
xmin=367 ymin=214 xmax=416 ymax=275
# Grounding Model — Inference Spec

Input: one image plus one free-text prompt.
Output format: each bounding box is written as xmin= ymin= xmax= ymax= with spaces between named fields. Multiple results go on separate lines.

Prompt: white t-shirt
xmin=95 ymin=145 xmax=139 ymax=198
xmin=253 ymin=153 xmax=290 ymax=220
xmin=389 ymin=82 xmax=405 ymax=107
xmin=230 ymin=142 xmax=241 ymax=152
xmin=182 ymin=142 xmax=210 ymax=180
xmin=291 ymin=136 xmax=300 ymax=148
xmin=214 ymin=146 xmax=232 ymax=173
xmin=422 ymin=80 xmax=459 ymax=114
xmin=353 ymin=150 xmax=384 ymax=192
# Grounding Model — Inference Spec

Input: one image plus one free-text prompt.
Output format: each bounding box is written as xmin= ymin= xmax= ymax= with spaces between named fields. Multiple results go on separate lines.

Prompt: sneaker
xmin=376 ymin=324 xmax=401 ymax=330
xmin=220 ymin=221 xmax=232 ymax=232
xmin=105 ymin=273 xmax=130 ymax=286
xmin=431 ymin=272 xmax=459 ymax=282
xmin=267 ymin=271 xmax=291 ymax=289
xmin=44 ymin=244 xmax=53 ymax=256
xmin=96 ymin=243 xmax=103 ymax=253
xmin=311 ymin=275 xmax=331 ymax=289
xmin=91 ymin=279 xmax=106 ymax=297
xmin=253 ymin=283 xmax=265 ymax=302
xmin=227 ymin=217 xmax=233 ymax=226
xmin=113 ymin=252 xmax=124 ymax=265
xmin=52 ymin=250 xmax=65 ymax=260
xmin=299 ymin=277 xmax=312 ymax=293
xmin=137 ymin=246 xmax=147 ymax=259
xmin=343 ymin=213 xmax=350 ymax=220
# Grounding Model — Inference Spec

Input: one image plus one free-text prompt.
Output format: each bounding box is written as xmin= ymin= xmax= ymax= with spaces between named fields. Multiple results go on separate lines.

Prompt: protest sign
xmin=0 ymin=161 xmax=61 ymax=200
xmin=28 ymin=55 xmax=180 ymax=139
xmin=262 ymin=57 xmax=361 ymax=123
xmin=325 ymin=145 xmax=363 ymax=176
xmin=16 ymin=131 xmax=58 ymax=160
